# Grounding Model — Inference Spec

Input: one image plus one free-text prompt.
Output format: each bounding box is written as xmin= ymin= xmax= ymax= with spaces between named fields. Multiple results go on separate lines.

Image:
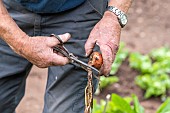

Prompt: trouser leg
xmin=0 ymin=44 xmax=32 ymax=113
xmin=0 ymin=1 xmax=37 ymax=113
xmin=42 ymin=0 xmax=107 ymax=113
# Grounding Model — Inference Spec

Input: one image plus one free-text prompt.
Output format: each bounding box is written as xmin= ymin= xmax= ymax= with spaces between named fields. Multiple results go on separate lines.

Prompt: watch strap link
xmin=107 ymin=6 xmax=124 ymax=19
xmin=107 ymin=6 xmax=128 ymax=28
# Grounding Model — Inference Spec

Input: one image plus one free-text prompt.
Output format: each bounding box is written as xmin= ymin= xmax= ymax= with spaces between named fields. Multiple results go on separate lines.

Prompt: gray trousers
xmin=0 ymin=0 xmax=107 ymax=113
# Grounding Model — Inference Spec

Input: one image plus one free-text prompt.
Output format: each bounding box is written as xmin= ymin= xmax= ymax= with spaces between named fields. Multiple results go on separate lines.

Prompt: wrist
xmin=108 ymin=0 xmax=132 ymax=13
xmin=104 ymin=10 xmax=118 ymax=20
xmin=104 ymin=11 xmax=117 ymax=20
xmin=106 ymin=6 xmax=128 ymax=28
xmin=11 ymin=34 xmax=30 ymax=57
xmin=104 ymin=11 xmax=119 ymax=22
xmin=103 ymin=11 xmax=121 ymax=27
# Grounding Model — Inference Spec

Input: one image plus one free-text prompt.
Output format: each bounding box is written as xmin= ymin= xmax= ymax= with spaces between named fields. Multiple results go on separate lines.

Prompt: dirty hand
xmin=12 ymin=33 xmax=71 ymax=68
xmin=85 ymin=11 xmax=121 ymax=76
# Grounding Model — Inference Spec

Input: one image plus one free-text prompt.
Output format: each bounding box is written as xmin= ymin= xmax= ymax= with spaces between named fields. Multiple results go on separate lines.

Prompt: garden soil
xmin=16 ymin=0 xmax=170 ymax=113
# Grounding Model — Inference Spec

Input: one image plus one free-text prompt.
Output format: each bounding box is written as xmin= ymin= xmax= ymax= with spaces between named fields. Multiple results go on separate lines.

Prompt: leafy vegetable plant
xmin=129 ymin=53 xmax=152 ymax=74
xmin=156 ymin=98 xmax=170 ymax=113
xmin=93 ymin=93 xmax=144 ymax=113
xmin=150 ymin=47 xmax=170 ymax=61
xmin=135 ymin=73 xmax=170 ymax=99
xmin=95 ymin=76 xmax=119 ymax=95
xmin=93 ymin=93 xmax=170 ymax=113
xmin=129 ymin=47 xmax=170 ymax=99
xmin=99 ymin=76 xmax=119 ymax=89
xmin=150 ymin=47 xmax=170 ymax=74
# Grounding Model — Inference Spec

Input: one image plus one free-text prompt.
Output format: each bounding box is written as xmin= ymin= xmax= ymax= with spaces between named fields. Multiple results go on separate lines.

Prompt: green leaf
xmin=93 ymin=99 xmax=105 ymax=113
xmin=99 ymin=76 xmax=119 ymax=89
xmin=150 ymin=47 xmax=170 ymax=61
xmin=151 ymin=60 xmax=170 ymax=75
xmin=132 ymin=94 xmax=144 ymax=113
xmin=129 ymin=53 xmax=152 ymax=73
xmin=124 ymin=97 xmax=133 ymax=104
xmin=93 ymin=94 xmax=144 ymax=113
xmin=130 ymin=46 xmax=170 ymax=99
xmin=135 ymin=73 xmax=170 ymax=99
xmin=109 ymin=94 xmax=135 ymax=113
xmin=135 ymin=74 xmax=151 ymax=89
xmin=156 ymin=98 xmax=170 ymax=113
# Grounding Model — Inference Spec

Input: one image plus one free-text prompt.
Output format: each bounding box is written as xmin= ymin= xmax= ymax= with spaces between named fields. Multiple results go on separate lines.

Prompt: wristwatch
xmin=107 ymin=6 xmax=128 ymax=28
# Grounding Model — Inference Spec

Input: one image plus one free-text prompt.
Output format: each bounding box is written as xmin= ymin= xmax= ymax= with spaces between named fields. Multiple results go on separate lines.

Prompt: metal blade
xmin=53 ymin=46 xmax=70 ymax=58
xmin=70 ymin=56 xmax=100 ymax=74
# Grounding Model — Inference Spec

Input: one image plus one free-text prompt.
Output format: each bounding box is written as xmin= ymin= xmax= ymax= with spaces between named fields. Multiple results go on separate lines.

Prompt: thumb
xmin=85 ymin=36 xmax=96 ymax=56
xmin=58 ymin=33 xmax=71 ymax=43
xmin=48 ymin=33 xmax=71 ymax=47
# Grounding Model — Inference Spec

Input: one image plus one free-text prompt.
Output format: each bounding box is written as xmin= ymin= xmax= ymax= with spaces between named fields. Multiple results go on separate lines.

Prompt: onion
xmin=88 ymin=52 xmax=103 ymax=69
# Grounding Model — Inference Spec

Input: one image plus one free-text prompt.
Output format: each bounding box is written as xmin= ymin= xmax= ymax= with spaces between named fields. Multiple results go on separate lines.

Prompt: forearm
xmin=108 ymin=0 xmax=133 ymax=13
xmin=0 ymin=0 xmax=28 ymax=49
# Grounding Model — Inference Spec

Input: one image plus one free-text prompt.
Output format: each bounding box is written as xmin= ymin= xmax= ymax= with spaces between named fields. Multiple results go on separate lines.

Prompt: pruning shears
xmin=50 ymin=34 xmax=100 ymax=75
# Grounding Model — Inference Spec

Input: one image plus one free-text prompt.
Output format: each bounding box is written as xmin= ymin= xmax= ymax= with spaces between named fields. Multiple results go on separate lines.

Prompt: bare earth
xmin=16 ymin=0 xmax=170 ymax=113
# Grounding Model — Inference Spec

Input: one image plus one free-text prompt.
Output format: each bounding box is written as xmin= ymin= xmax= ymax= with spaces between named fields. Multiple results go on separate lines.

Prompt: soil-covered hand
xmin=12 ymin=33 xmax=71 ymax=68
xmin=85 ymin=11 xmax=121 ymax=76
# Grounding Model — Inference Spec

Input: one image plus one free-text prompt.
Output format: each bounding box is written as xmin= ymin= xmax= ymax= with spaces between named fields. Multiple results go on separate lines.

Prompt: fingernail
xmin=65 ymin=33 xmax=71 ymax=37
xmin=85 ymin=53 xmax=88 ymax=57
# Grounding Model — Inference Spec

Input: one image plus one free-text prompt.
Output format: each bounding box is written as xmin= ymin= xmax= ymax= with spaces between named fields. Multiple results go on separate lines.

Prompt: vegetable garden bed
xmin=94 ymin=45 xmax=170 ymax=113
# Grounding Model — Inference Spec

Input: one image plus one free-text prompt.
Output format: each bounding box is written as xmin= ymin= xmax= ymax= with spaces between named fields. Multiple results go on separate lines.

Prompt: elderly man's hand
xmin=12 ymin=33 xmax=71 ymax=68
xmin=85 ymin=11 xmax=121 ymax=76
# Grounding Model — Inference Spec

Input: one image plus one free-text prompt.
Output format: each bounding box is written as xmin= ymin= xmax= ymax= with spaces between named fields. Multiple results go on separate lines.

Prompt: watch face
xmin=120 ymin=14 xmax=128 ymax=25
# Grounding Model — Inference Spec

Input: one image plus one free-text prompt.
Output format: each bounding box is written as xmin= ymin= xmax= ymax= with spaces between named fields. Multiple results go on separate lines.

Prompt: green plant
xmin=156 ymin=98 xmax=170 ymax=113
xmin=93 ymin=93 xmax=144 ymax=113
xmin=129 ymin=47 xmax=170 ymax=99
xmin=95 ymin=76 xmax=119 ymax=95
xmin=93 ymin=93 xmax=170 ymax=113
xmin=129 ymin=53 xmax=152 ymax=74
xmin=99 ymin=76 xmax=119 ymax=89
xmin=135 ymin=74 xmax=170 ymax=99
xmin=150 ymin=47 xmax=170 ymax=61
